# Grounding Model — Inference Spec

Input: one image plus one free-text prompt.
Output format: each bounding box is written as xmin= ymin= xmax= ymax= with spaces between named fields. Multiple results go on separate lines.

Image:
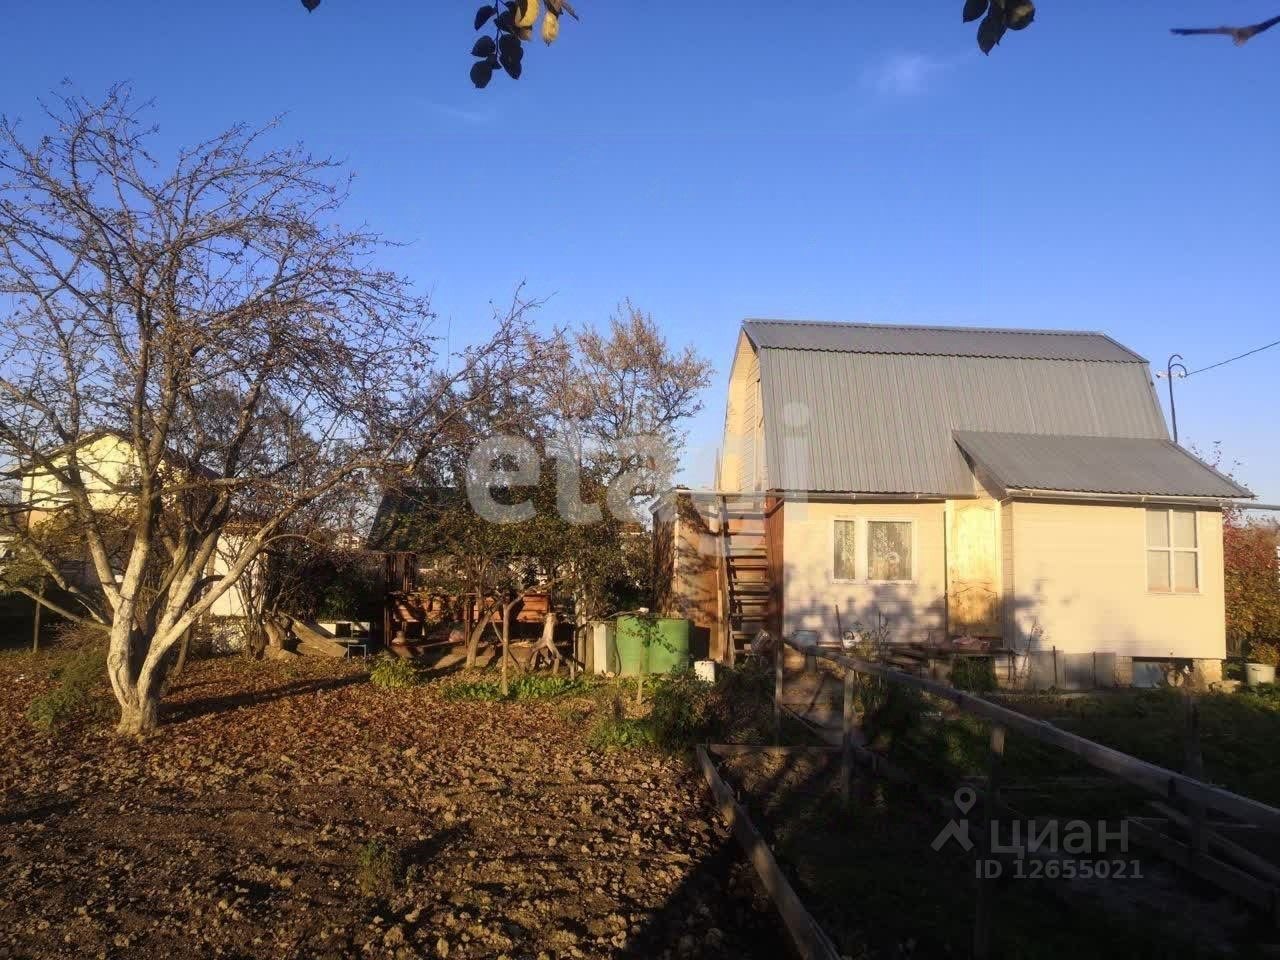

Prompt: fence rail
xmin=775 ymin=635 xmax=1280 ymax=945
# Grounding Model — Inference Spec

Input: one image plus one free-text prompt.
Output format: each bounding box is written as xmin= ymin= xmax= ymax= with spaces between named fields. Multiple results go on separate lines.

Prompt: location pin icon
xmin=954 ymin=786 xmax=977 ymax=815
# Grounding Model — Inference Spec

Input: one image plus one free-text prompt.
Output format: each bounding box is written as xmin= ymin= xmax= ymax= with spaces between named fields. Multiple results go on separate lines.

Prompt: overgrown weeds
xmin=26 ymin=645 xmax=110 ymax=732
xmin=369 ymin=655 xmax=420 ymax=689
xmin=586 ymin=701 xmax=656 ymax=750
xmin=441 ymin=673 xmax=585 ymax=702
xmin=354 ymin=840 xmax=399 ymax=899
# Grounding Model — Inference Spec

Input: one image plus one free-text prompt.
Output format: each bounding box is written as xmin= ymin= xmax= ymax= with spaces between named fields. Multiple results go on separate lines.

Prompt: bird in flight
xmin=1171 ymin=13 xmax=1280 ymax=45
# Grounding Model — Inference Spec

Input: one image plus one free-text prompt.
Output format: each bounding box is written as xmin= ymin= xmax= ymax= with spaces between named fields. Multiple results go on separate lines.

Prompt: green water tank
xmin=615 ymin=616 xmax=691 ymax=676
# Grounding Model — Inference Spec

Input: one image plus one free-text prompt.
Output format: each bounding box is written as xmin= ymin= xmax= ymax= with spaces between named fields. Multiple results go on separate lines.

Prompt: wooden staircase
xmin=716 ymin=495 xmax=770 ymax=663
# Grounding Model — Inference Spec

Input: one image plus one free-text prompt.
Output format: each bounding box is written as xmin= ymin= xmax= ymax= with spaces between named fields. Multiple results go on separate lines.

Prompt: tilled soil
xmin=0 ymin=655 xmax=787 ymax=959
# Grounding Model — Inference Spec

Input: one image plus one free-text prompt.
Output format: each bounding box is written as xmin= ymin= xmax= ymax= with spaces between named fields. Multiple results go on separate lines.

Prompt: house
xmin=5 ymin=430 xmax=252 ymax=622
xmin=654 ymin=319 xmax=1252 ymax=684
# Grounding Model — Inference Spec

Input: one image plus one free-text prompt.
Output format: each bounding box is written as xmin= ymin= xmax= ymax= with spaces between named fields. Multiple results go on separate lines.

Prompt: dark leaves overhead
xmin=470 ymin=0 xmax=575 ymax=86
xmin=470 ymin=59 xmax=495 ymax=89
xmin=1007 ymin=2 xmax=1035 ymax=30
xmin=971 ymin=0 xmax=1029 ymax=53
xmin=300 ymin=0 xmax=321 ymax=10
xmin=977 ymin=10 xmax=1007 ymax=53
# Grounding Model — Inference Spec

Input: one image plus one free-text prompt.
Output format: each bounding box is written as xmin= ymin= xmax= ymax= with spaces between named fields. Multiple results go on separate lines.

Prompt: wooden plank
xmin=1125 ymin=817 xmax=1279 ymax=915
xmin=695 ymin=746 xmax=842 ymax=960
xmin=1148 ymin=802 xmax=1280 ymax=886
xmin=790 ymin=640 xmax=1280 ymax=834
xmin=707 ymin=744 xmax=839 ymax=757
xmin=973 ymin=724 xmax=1006 ymax=960
xmin=841 ymin=670 xmax=856 ymax=810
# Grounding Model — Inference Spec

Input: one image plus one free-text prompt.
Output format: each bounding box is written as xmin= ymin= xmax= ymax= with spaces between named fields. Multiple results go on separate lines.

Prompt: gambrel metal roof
xmin=744 ymin=319 xmax=1146 ymax=363
xmin=746 ymin=320 xmax=1196 ymax=496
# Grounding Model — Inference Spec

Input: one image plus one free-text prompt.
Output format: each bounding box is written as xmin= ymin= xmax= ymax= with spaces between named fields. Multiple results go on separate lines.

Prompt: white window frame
xmin=831 ymin=517 xmax=917 ymax=584
xmin=1145 ymin=507 xmax=1200 ymax=596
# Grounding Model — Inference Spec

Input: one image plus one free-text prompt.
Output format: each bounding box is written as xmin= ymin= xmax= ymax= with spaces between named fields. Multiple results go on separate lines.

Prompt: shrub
xmin=646 ymin=659 xmax=774 ymax=749
xmin=586 ymin=715 xmax=656 ymax=751
xmin=1248 ymin=641 xmax=1280 ymax=667
xmin=354 ymin=841 xmax=399 ymax=899
xmin=951 ymin=656 xmax=998 ymax=692
xmin=26 ymin=645 xmax=110 ymax=731
xmin=369 ymin=655 xmax=420 ymax=689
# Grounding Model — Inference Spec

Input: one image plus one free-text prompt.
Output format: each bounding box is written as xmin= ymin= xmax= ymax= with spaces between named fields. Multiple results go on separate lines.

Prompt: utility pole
xmin=1155 ymin=353 xmax=1188 ymax=444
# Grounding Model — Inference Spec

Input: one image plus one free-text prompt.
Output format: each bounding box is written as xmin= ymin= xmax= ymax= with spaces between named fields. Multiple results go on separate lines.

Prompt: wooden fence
xmin=710 ymin=636 xmax=1280 ymax=958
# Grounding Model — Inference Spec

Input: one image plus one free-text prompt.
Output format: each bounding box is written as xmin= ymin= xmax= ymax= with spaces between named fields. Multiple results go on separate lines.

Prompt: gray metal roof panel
xmin=758 ymin=350 xmax=1170 ymax=494
xmin=743 ymin=319 xmax=1146 ymax=363
xmin=953 ymin=431 xmax=1252 ymax=498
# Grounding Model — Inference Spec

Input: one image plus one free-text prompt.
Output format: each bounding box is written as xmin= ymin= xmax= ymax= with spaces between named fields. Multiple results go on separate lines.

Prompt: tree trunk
xmin=170 ymin=628 xmax=191 ymax=680
xmin=466 ymin=617 xmax=487 ymax=669
xmin=31 ymin=578 xmax=44 ymax=652
xmin=500 ymin=603 xmax=512 ymax=697
xmin=116 ymin=696 xmax=160 ymax=736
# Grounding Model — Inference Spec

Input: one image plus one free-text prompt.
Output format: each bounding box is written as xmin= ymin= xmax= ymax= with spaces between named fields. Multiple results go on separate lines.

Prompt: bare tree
xmin=0 ymin=86 xmax=550 ymax=734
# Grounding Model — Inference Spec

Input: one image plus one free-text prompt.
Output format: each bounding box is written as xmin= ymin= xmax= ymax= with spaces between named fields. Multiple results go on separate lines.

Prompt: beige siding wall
xmin=1008 ymin=501 xmax=1226 ymax=659
xmin=718 ymin=335 xmax=765 ymax=492
xmin=1000 ymin=501 xmax=1015 ymax=641
xmin=782 ymin=499 xmax=947 ymax=644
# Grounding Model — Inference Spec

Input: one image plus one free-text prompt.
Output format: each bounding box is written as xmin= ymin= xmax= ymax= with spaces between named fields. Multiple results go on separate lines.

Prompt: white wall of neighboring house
xmin=17 ymin=434 xmax=258 ymax=630
xmin=21 ymin=433 xmax=140 ymax=515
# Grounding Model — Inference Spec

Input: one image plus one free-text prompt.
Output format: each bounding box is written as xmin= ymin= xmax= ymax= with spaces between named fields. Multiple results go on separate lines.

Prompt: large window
xmin=867 ymin=520 xmax=913 ymax=582
xmin=832 ymin=519 xmax=914 ymax=582
xmin=1146 ymin=508 xmax=1198 ymax=594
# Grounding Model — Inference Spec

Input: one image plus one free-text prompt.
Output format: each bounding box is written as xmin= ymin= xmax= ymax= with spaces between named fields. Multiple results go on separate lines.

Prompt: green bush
xmin=27 ymin=646 xmax=110 ymax=731
xmin=369 ymin=656 xmax=420 ymax=689
xmin=951 ymin=656 xmax=998 ymax=692
xmin=646 ymin=659 xmax=774 ymax=749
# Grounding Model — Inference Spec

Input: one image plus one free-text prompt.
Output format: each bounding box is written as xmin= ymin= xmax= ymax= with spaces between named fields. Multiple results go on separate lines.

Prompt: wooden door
xmin=948 ymin=502 xmax=1000 ymax=638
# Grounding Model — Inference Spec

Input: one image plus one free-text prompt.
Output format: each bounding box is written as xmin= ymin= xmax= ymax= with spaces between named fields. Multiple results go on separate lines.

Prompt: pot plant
xmin=1245 ymin=640 xmax=1280 ymax=687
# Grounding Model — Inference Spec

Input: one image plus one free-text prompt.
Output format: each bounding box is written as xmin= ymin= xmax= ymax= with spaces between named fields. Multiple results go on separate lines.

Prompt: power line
xmin=1186 ymin=337 xmax=1280 ymax=377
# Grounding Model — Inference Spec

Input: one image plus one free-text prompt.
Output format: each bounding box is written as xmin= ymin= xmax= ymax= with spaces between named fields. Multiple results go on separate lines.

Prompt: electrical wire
xmin=1186 ymin=338 xmax=1280 ymax=377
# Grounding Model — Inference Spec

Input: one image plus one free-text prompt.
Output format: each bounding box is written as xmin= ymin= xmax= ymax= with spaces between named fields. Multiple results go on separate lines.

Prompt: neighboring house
xmin=8 ymin=430 xmax=252 ymax=620
xmin=655 ymin=320 xmax=1252 ymax=680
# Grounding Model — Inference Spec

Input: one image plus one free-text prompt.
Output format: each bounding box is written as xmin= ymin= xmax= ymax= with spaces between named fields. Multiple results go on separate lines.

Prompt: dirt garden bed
xmin=0 ymin=653 xmax=787 ymax=959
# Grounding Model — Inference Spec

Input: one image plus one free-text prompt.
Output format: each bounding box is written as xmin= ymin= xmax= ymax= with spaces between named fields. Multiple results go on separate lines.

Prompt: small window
xmin=867 ymin=520 xmax=913 ymax=582
xmin=834 ymin=520 xmax=858 ymax=580
xmin=1146 ymin=508 xmax=1198 ymax=593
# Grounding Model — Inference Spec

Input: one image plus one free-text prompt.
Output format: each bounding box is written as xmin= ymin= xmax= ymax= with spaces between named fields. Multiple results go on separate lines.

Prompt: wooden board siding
xmin=946 ymin=501 xmax=1001 ymax=638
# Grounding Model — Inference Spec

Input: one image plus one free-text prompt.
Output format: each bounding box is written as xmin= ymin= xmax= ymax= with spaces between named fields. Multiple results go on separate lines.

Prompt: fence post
xmin=774 ymin=643 xmax=785 ymax=745
xmin=841 ymin=669 xmax=857 ymax=809
xmin=974 ymin=723 xmax=1006 ymax=960
xmin=1183 ymin=691 xmax=1207 ymax=861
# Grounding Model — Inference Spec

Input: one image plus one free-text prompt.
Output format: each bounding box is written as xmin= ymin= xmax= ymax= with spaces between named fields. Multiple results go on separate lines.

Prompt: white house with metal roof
xmin=655 ymin=319 xmax=1251 ymax=681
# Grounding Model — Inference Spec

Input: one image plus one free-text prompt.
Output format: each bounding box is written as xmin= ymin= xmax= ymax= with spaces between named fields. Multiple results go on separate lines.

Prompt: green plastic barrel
xmin=615 ymin=616 xmax=691 ymax=676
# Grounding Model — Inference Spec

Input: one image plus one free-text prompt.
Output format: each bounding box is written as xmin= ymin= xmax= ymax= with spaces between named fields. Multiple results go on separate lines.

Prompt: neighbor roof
xmin=953 ymin=431 xmax=1252 ymax=499
xmin=743 ymin=319 xmax=1146 ymax=363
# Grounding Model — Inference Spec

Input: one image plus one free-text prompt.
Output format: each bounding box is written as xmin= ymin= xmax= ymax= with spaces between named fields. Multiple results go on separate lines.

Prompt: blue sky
xmin=3 ymin=1 xmax=1278 ymax=499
